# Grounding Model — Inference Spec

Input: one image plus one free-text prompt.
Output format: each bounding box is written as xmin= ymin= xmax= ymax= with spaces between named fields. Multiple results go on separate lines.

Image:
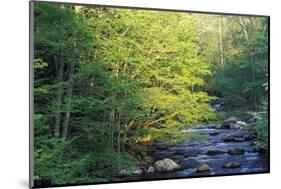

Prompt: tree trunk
xmin=58 ymin=4 xmax=64 ymax=8
xmin=54 ymin=52 xmax=64 ymax=137
xmin=108 ymin=111 xmax=112 ymax=150
xmin=117 ymin=111 xmax=121 ymax=154
xmin=239 ymin=17 xmax=249 ymax=43
xmin=252 ymin=50 xmax=257 ymax=111
xmin=110 ymin=108 xmax=115 ymax=151
xmin=239 ymin=17 xmax=257 ymax=111
xmin=62 ymin=61 xmax=75 ymax=139
xmin=219 ymin=16 xmax=224 ymax=69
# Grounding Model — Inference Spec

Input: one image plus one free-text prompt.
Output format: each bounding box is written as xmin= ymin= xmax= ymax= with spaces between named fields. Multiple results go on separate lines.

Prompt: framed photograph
xmin=29 ymin=0 xmax=269 ymax=188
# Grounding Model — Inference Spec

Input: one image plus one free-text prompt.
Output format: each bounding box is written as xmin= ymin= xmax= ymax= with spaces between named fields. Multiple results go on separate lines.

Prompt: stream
xmin=125 ymin=124 xmax=268 ymax=180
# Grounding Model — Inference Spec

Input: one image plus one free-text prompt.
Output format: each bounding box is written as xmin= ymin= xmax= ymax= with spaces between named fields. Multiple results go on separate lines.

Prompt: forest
xmin=32 ymin=2 xmax=269 ymax=187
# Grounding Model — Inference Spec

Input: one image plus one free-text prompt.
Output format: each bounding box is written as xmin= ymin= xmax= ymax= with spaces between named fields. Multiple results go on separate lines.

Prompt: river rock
xmin=227 ymin=148 xmax=245 ymax=155
xmin=119 ymin=169 xmax=130 ymax=177
xmin=132 ymin=167 xmax=144 ymax=176
xmin=147 ymin=166 xmax=155 ymax=173
xmin=234 ymin=137 xmax=245 ymax=142
xmin=237 ymin=121 xmax=247 ymax=126
xmin=223 ymin=162 xmax=241 ymax=168
xmin=231 ymin=123 xmax=241 ymax=129
xmin=223 ymin=135 xmax=235 ymax=142
xmin=207 ymin=148 xmax=223 ymax=155
xmin=119 ymin=167 xmax=144 ymax=177
xmin=196 ymin=164 xmax=210 ymax=172
xmin=154 ymin=158 xmax=181 ymax=172
xmin=220 ymin=117 xmax=238 ymax=129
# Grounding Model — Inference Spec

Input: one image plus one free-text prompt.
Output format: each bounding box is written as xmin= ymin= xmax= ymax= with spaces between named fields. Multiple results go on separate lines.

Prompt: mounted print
xmin=29 ymin=0 xmax=269 ymax=188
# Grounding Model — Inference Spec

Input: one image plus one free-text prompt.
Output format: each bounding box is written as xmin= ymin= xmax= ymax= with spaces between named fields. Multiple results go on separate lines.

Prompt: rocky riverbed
xmin=122 ymin=119 xmax=268 ymax=180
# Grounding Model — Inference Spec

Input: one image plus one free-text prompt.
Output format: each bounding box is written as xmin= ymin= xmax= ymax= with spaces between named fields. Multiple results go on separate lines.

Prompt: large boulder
xmin=220 ymin=117 xmax=238 ymax=129
xmin=218 ymin=117 xmax=246 ymax=129
xmin=223 ymin=162 xmax=241 ymax=168
xmin=227 ymin=148 xmax=245 ymax=155
xmin=154 ymin=158 xmax=181 ymax=172
xmin=196 ymin=164 xmax=210 ymax=172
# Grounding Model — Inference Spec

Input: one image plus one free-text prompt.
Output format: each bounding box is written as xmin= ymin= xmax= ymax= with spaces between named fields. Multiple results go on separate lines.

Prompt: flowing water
xmin=125 ymin=125 xmax=268 ymax=180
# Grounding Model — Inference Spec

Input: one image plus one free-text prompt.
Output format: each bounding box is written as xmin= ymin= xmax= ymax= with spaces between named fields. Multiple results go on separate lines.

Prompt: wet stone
xmin=131 ymin=125 xmax=268 ymax=180
xmin=234 ymin=137 xmax=245 ymax=142
xmin=227 ymin=148 xmax=245 ymax=155
xmin=223 ymin=136 xmax=235 ymax=142
xmin=207 ymin=148 xmax=223 ymax=155
xmin=223 ymin=162 xmax=241 ymax=168
xmin=196 ymin=164 xmax=210 ymax=172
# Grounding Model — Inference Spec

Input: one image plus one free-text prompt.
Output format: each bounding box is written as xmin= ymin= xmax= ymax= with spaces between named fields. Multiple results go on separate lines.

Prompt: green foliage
xmin=216 ymin=110 xmax=249 ymax=121
xmin=201 ymin=16 xmax=268 ymax=111
xmin=247 ymin=114 xmax=268 ymax=150
xmin=149 ymin=127 xmax=209 ymax=144
xmin=32 ymin=2 xmax=268 ymax=186
xmin=34 ymin=59 xmax=48 ymax=69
